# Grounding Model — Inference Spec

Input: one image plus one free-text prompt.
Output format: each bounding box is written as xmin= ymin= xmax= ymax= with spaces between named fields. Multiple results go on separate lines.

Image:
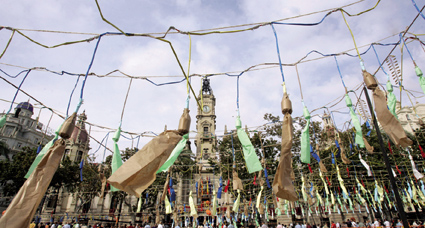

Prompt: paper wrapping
xmin=236 ymin=116 xmax=262 ymax=173
xmin=359 ymin=154 xmax=372 ymax=176
xmin=339 ymin=139 xmax=351 ymax=164
xmin=161 ymin=175 xmax=170 ymax=202
xmin=233 ymin=170 xmax=244 ymax=191
xmin=0 ymin=139 xmax=66 ymax=228
xmin=244 ymin=200 xmax=248 ymax=217
xmin=212 ymin=190 xmax=217 ymax=216
xmin=99 ymin=172 xmax=107 ymax=199
xmin=363 ymin=137 xmax=374 ymax=154
xmin=25 ymin=125 xmax=62 ymax=178
xmin=409 ymin=155 xmax=424 ymax=179
xmin=372 ymin=87 xmax=412 ymax=147
xmin=300 ymin=106 xmax=311 ymax=164
xmin=157 ymin=134 xmax=189 ymax=173
xmin=189 ymin=191 xmax=197 ymax=216
xmin=319 ymin=171 xmax=329 ymax=195
xmin=107 ymin=131 xmax=182 ymax=197
xmin=272 ymin=113 xmax=298 ymax=201
xmin=233 ymin=190 xmax=241 ymax=212
xmin=301 ymin=177 xmax=308 ymax=202
xmin=137 ymin=196 xmax=142 ymax=213
xmin=319 ymin=161 xmax=328 ymax=173
xmin=256 ymin=186 xmax=263 ymax=210
xmin=165 ymin=196 xmax=173 ymax=214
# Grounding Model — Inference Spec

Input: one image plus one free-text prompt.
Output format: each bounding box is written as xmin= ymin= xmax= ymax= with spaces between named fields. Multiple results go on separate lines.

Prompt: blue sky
xmin=0 ymin=0 xmax=424 ymax=161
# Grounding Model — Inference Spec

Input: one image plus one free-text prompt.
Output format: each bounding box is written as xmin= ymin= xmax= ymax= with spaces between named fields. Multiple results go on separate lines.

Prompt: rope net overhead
xmin=0 ymin=0 xmax=425 ymax=226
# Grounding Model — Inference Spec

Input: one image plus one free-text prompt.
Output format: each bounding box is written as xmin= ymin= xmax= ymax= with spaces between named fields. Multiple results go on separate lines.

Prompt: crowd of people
xmin=28 ymin=218 xmax=425 ymax=228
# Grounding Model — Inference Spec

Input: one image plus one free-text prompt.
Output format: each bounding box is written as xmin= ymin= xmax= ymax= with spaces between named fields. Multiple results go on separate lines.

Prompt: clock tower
xmin=195 ymin=78 xmax=217 ymax=171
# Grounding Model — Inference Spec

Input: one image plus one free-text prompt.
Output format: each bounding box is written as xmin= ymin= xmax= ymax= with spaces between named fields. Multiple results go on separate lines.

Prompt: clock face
xmin=202 ymin=105 xmax=211 ymax=113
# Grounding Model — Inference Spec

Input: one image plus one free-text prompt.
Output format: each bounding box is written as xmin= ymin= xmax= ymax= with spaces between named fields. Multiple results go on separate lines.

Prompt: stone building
xmin=395 ymin=101 xmax=425 ymax=135
xmin=0 ymin=102 xmax=54 ymax=160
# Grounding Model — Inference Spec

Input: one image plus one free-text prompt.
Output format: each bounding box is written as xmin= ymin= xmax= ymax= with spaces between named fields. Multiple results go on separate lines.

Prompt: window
xmin=75 ymin=151 xmax=83 ymax=162
xmin=204 ymin=127 xmax=208 ymax=133
xmin=4 ymin=126 xmax=13 ymax=136
xmin=202 ymin=148 xmax=209 ymax=159
xmin=62 ymin=149 xmax=70 ymax=161
xmin=46 ymin=194 xmax=58 ymax=208
xmin=16 ymin=143 xmax=22 ymax=148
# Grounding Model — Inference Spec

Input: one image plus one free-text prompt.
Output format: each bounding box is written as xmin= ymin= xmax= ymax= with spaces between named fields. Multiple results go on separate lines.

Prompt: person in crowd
xmin=295 ymin=223 xmax=301 ymax=228
xmin=351 ymin=218 xmax=357 ymax=227
xmin=383 ymin=220 xmax=390 ymax=228
xmin=346 ymin=220 xmax=352 ymax=228
xmin=306 ymin=223 xmax=312 ymax=228
xmin=335 ymin=222 xmax=340 ymax=228
xmin=373 ymin=219 xmax=380 ymax=228
xmin=277 ymin=223 xmax=283 ymax=228
xmin=357 ymin=220 xmax=365 ymax=228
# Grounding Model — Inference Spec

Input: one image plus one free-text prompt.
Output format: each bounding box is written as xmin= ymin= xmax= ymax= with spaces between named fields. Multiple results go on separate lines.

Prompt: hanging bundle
xmin=416 ymin=66 xmax=425 ymax=95
xmin=212 ymin=190 xmax=217 ymax=216
xmin=25 ymin=124 xmax=62 ymax=178
xmin=345 ymin=94 xmax=365 ymax=148
xmin=111 ymin=127 xmax=123 ymax=192
xmin=157 ymin=133 xmax=189 ymax=173
xmin=107 ymin=108 xmax=189 ymax=197
xmin=236 ymin=116 xmax=262 ymax=173
xmin=409 ymin=154 xmax=424 ymax=179
xmin=0 ymin=138 xmax=67 ymax=227
xmin=165 ymin=196 xmax=173 ymax=214
xmin=189 ymin=191 xmax=197 ymax=216
xmin=386 ymin=81 xmax=398 ymax=118
xmin=99 ymin=168 xmax=107 ymax=199
xmin=272 ymin=93 xmax=298 ymax=201
xmin=233 ymin=169 xmax=244 ymax=191
xmin=363 ymin=72 xmax=412 ymax=147
xmin=359 ymin=154 xmax=372 ymax=176
xmin=363 ymin=136 xmax=374 ymax=154
xmin=337 ymin=138 xmax=351 ymax=164
xmin=300 ymin=106 xmax=311 ymax=164
xmin=233 ymin=190 xmax=241 ymax=212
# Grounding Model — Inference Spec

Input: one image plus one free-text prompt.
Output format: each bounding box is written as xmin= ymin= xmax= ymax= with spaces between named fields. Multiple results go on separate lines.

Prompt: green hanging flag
xmin=157 ymin=134 xmax=189 ymax=173
xmin=416 ymin=66 xmax=425 ymax=95
xmin=236 ymin=116 xmax=262 ymax=173
xmin=111 ymin=127 xmax=123 ymax=192
xmin=0 ymin=115 xmax=6 ymax=128
xmin=345 ymin=94 xmax=365 ymax=148
xmin=300 ymin=106 xmax=311 ymax=164
xmin=386 ymin=81 xmax=398 ymax=119
xmin=24 ymin=124 xmax=62 ymax=178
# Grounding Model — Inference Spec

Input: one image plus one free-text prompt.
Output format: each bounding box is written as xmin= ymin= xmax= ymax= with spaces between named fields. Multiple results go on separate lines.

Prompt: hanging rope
xmin=120 ymin=78 xmax=133 ymax=127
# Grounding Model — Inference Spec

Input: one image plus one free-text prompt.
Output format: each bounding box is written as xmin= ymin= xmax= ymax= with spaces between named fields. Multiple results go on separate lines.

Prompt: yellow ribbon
xmin=189 ymin=191 xmax=197 ymax=216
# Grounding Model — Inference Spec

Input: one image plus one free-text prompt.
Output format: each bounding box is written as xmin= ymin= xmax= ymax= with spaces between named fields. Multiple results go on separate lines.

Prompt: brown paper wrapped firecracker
xmin=272 ymin=94 xmax=298 ymax=202
xmin=0 ymin=139 xmax=66 ymax=228
xmin=107 ymin=130 xmax=182 ymax=197
xmin=363 ymin=71 xmax=412 ymax=148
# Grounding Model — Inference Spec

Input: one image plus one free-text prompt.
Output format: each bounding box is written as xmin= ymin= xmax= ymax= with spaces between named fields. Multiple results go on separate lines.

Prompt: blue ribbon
xmin=79 ymin=159 xmax=84 ymax=181
xmin=264 ymin=168 xmax=271 ymax=189
xmin=170 ymin=177 xmax=176 ymax=202
xmin=217 ymin=176 xmax=223 ymax=199
xmin=335 ymin=140 xmax=341 ymax=157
